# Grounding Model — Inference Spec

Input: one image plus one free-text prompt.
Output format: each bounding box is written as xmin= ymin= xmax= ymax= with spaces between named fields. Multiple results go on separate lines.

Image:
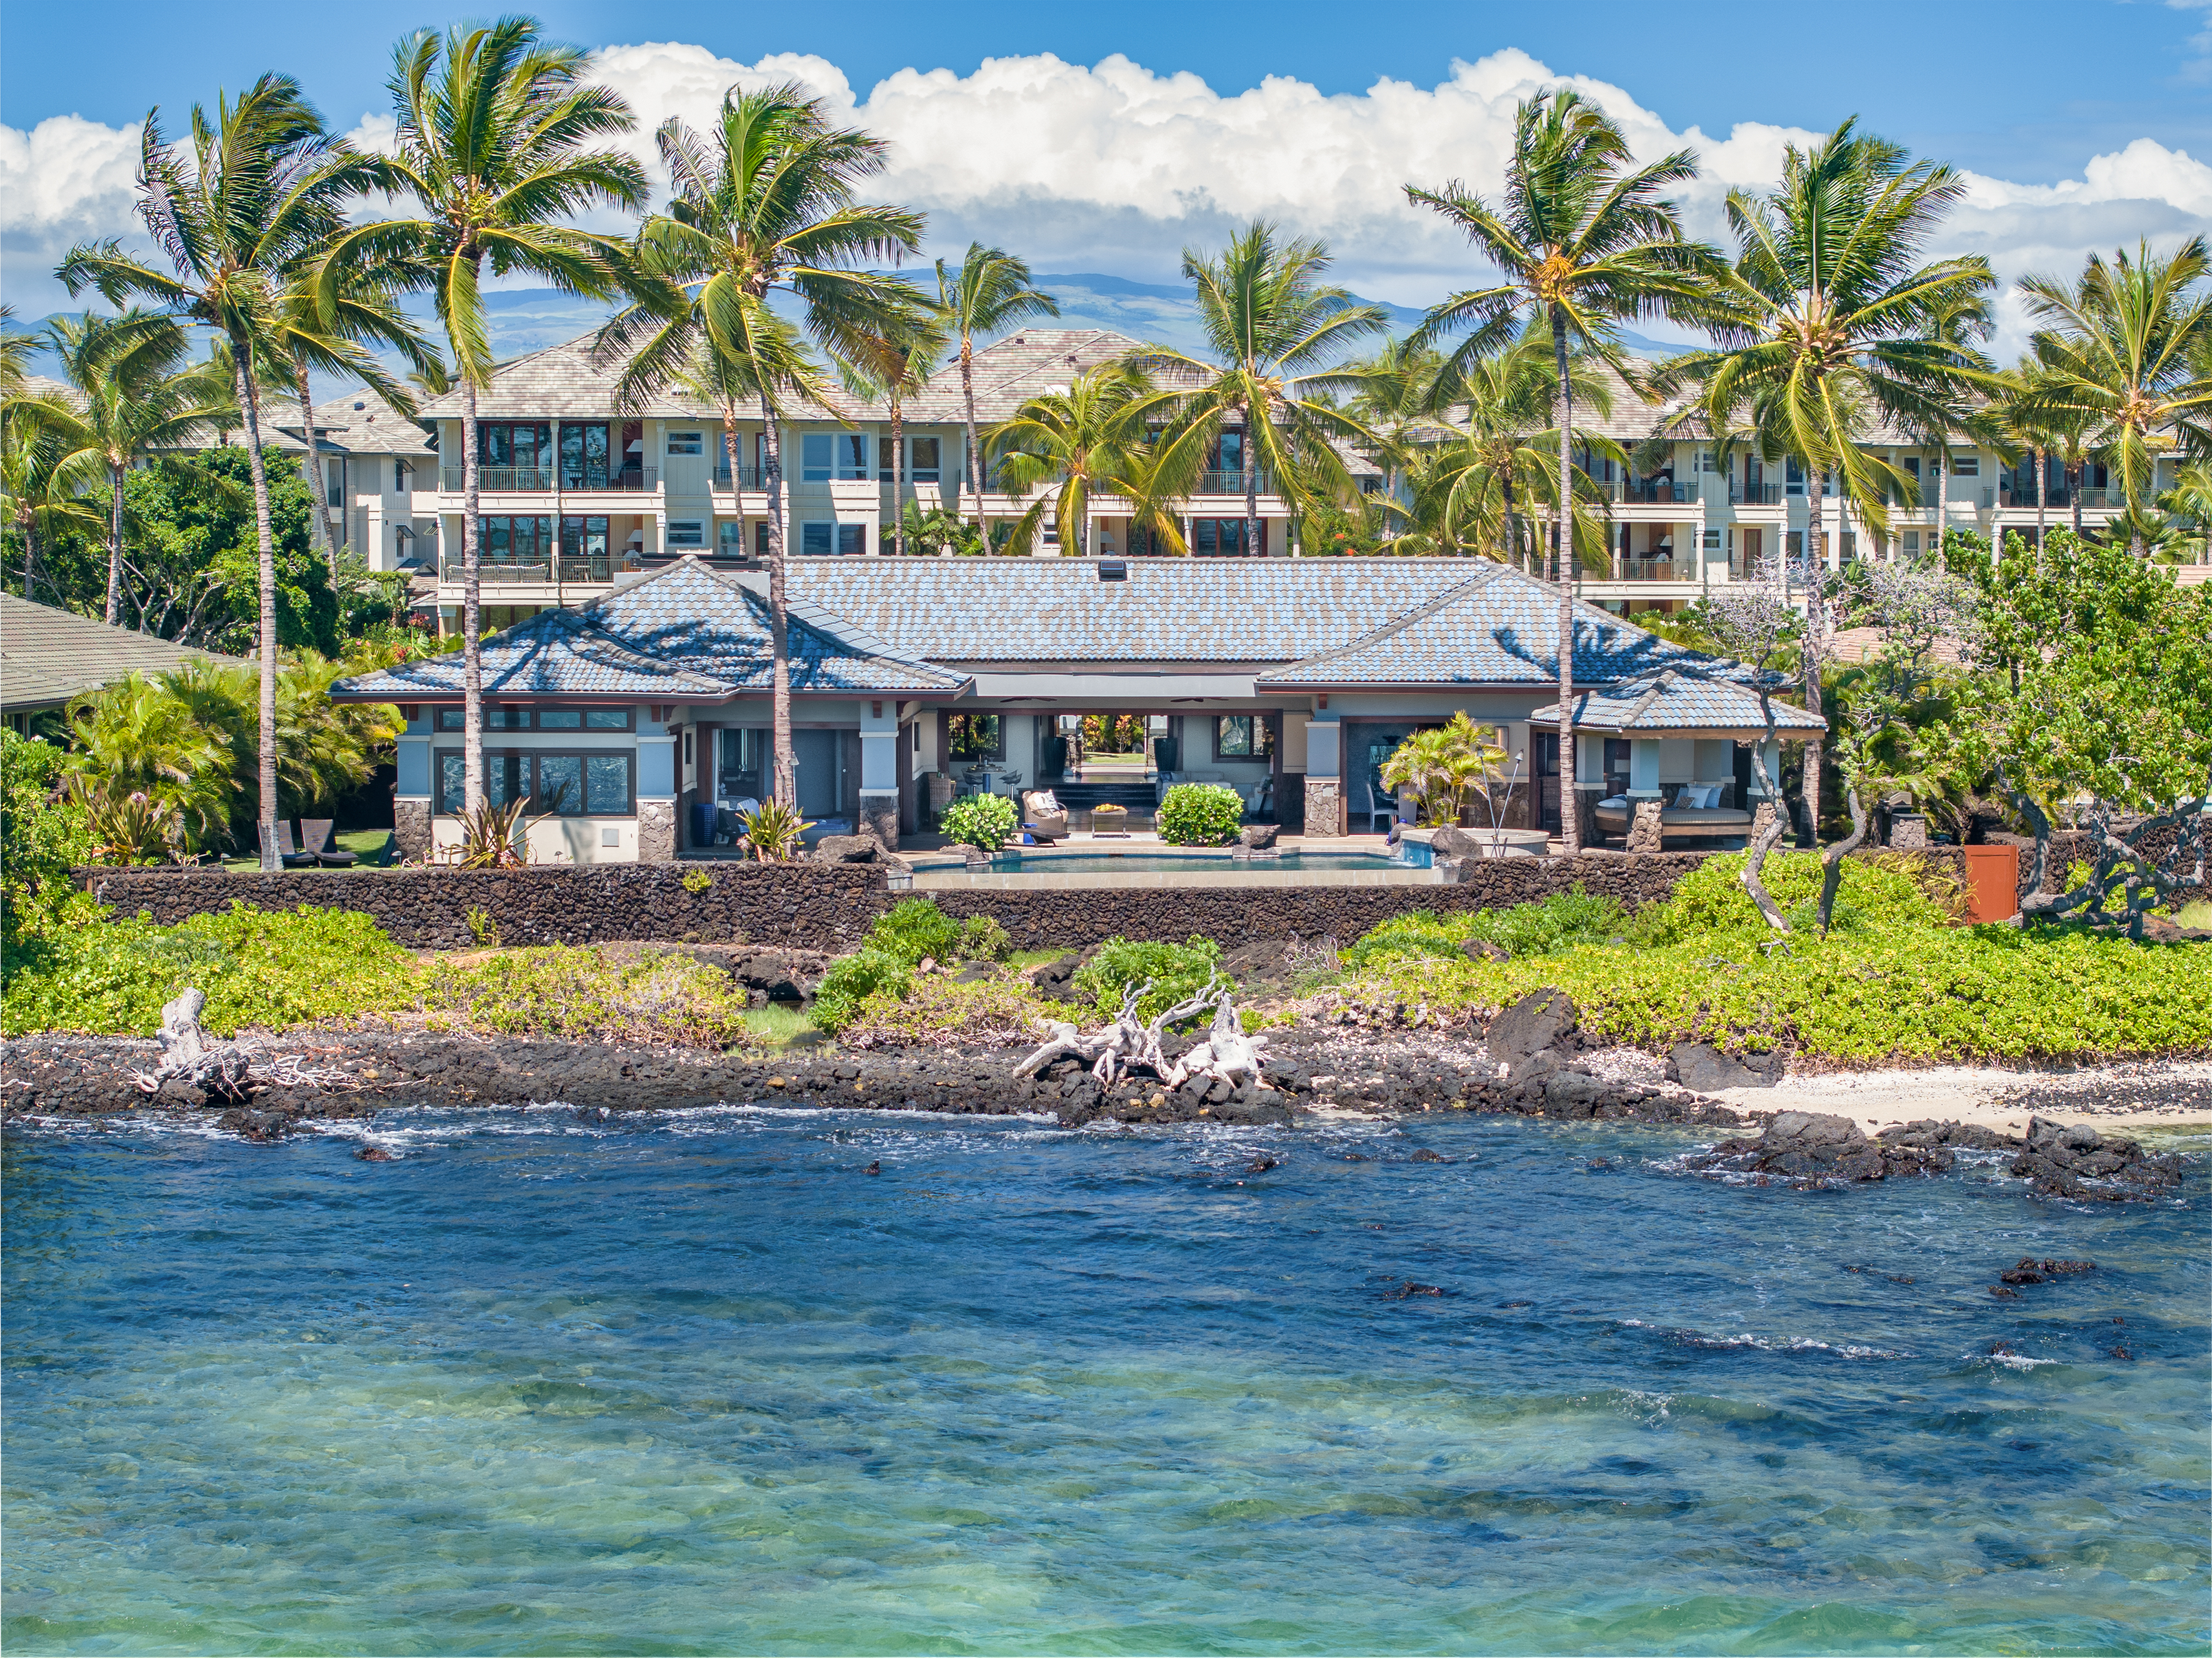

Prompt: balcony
xmin=712 ymin=464 xmax=767 ymax=489
xmin=1599 ymin=479 xmax=1698 ymax=505
xmin=440 ymin=466 xmax=658 ymax=493
xmin=1194 ymin=470 xmax=1274 ymax=496
xmin=1728 ymin=484 xmax=1782 ymax=506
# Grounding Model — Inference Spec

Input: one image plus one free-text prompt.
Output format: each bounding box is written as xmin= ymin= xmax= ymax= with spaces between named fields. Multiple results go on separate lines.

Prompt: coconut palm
xmin=1138 ymin=221 xmax=1388 ymax=559
xmin=2013 ymin=237 xmax=2212 ymax=555
xmin=2158 ymin=459 xmax=2212 ymax=564
xmin=1 ymin=406 xmax=106 ymax=603
xmin=840 ymin=292 xmax=947 ymax=557
xmin=28 ymin=310 xmax=234 ymax=623
xmin=57 ymin=73 xmax=377 ymax=869
xmin=1347 ymin=335 xmax=1447 ymax=504
xmin=990 ymin=364 xmax=1175 ymax=557
xmin=322 ymin=18 xmax=648 ymax=814
xmin=593 ymin=83 xmax=922 ymax=809
xmin=1406 ymin=88 xmax=1712 ymax=852
xmin=935 ymin=245 xmax=1060 ymax=533
xmin=1650 ymin=117 xmax=1997 ymax=836
xmin=0 ymin=305 xmax=31 ymax=397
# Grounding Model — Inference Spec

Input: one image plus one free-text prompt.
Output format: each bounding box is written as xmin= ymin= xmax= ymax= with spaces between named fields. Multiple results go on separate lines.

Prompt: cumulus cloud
xmin=5 ymin=43 xmax=2208 ymax=353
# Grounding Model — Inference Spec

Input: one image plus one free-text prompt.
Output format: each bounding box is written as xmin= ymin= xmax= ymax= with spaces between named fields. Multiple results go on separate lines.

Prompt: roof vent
xmin=353 ymin=401 xmax=365 ymax=411
xmin=1012 ymin=335 xmax=1024 ymax=345
xmin=1096 ymin=558 xmax=1127 ymax=582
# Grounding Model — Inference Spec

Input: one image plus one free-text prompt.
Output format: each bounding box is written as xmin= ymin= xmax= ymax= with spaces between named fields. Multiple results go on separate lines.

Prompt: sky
xmin=4 ymin=0 xmax=2210 ymax=356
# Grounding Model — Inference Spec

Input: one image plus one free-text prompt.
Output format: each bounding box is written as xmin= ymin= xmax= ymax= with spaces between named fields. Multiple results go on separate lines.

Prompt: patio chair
xmin=298 ymin=819 xmax=358 ymax=868
xmin=261 ymin=822 xmax=318 ymax=868
xmin=1020 ymin=790 xmax=1068 ymax=843
xmin=1361 ymin=782 xmax=1398 ymax=835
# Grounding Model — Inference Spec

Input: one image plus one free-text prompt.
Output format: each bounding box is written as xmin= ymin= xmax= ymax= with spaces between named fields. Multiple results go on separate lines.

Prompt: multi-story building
xmin=269 ymin=391 xmax=441 ymax=574
xmin=410 ymin=327 xmax=1310 ymax=631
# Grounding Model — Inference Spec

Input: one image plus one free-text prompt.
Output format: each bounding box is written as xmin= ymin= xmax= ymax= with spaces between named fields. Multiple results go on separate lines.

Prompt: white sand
xmin=1704 ymin=1059 xmax=2212 ymax=1135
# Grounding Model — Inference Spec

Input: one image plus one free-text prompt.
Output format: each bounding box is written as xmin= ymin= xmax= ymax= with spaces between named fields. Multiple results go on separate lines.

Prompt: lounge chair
xmin=262 ymin=822 xmax=318 ymax=868
xmin=299 ymin=819 xmax=357 ymax=867
xmin=1594 ymin=785 xmax=1754 ymax=845
xmin=1020 ymin=789 xmax=1068 ymax=843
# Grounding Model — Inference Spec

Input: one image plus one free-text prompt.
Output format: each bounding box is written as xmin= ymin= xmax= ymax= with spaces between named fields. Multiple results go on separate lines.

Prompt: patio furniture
xmin=262 ymin=822 xmax=318 ymax=868
xmin=1361 ymin=782 xmax=1398 ymax=836
xmin=1090 ymin=802 xmax=1130 ymax=837
xmin=298 ymin=819 xmax=357 ymax=868
xmin=1021 ymin=790 xmax=1068 ymax=843
xmin=1594 ymin=784 xmax=1753 ymax=845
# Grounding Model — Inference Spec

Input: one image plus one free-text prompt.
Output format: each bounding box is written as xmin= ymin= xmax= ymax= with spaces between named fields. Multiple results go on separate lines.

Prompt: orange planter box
xmin=1960 ymin=844 xmax=2021 ymax=923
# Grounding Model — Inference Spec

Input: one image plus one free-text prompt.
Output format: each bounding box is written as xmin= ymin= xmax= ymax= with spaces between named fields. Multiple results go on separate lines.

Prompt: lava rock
xmin=1028 ymin=951 xmax=1089 ymax=1004
xmin=1460 ymin=939 xmax=1510 ymax=963
xmin=2008 ymin=1116 xmax=2182 ymax=1201
xmin=354 ymin=1145 xmax=393 ymax=1162
xmin=1668 ymin=1043 xmax=1786 ymax=1091
xmin=1687 ymin=1110 xmax=1951 ymax=1186
xmin=811 ymin=835 xmax=880 ymax=864
xmin=1485 ymin=988 xmax=1581 ymax=1063
xmin=1238 ymin=823 xmax=1279 ymax=850
xmin=1878 ymin=1119 xmax=2021 ymax=1152
xmin=1245 ymin=1155 xmax=1280 ymax=1173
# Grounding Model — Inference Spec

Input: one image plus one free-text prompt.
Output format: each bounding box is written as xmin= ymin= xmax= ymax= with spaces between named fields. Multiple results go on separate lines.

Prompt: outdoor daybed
xmin=1594 ymin=784 xmax=1754 ymax=844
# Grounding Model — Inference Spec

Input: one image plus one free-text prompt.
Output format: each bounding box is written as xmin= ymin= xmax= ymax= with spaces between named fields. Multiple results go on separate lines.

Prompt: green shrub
xmin=1630 ymin=851 xmax=1954 ymax=945
xmin=1157 ymin=783 xmax=1244 ymax=846
xmin=419 ymin=946 xmax=754 ymax=1048
xmin=812 ymin=949 xmax=913 ymax=1034
xmin=810 ymin=901 xmax=1011 ymax=1033
xmin=1073 ymin=934 xmax=1226 ymax=1025
xmin=839 ymin=974 xmax=1046 ymax=1049
xmin=940 ymin=792 xmax=1019 ymax=852
xmin=1340 ymin=908 xmax=1463 ymax=968
xmin=1339 ymin=889 xmax=1629 ymax=969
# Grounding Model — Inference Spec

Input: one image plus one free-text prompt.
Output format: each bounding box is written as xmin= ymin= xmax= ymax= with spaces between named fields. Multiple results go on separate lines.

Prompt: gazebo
xmin=1527 ymin=667 xmax=1829 ymax=850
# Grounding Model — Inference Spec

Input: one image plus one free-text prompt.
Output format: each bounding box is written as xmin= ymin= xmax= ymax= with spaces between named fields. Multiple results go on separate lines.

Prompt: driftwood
xmin=133 ymin=989 xmax=258 ymax=1097
xmin=1014 ymin=974 xmax=1268 ymax=1091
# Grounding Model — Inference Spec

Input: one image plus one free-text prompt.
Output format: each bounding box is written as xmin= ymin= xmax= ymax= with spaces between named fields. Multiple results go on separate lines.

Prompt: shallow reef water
xmin=3 ymin=1107 xmax=2207 ymax=1655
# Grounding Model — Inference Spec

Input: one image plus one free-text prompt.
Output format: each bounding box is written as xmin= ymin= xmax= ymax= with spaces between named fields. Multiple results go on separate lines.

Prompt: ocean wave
xmin=1618 ymin=1318 xmax=1911 ymax=1359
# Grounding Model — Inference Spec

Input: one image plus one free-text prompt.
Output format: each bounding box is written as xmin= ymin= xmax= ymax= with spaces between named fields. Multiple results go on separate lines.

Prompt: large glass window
xmin=802 ymin=521 xmax=835 ymax=555
xmin=1215 ymin=714 xmax=1274 ymax=758
xmin=911 ymin=436 xmax=940 ymax=483
xmin=478 ymin=515 xmax=552 ymax=565
xmin=1193 ymin=519 xmax=1265 ymax=555
xmin=801 ymin=434 xmax=833 ymax=482
xmin=436 ymin=750 xmax=633 ymax=816
xmin=668 ymin=520 xmax=706 ymax=547
xmin=479 ymin=423 xmax=551 ymax=471
xmin=559 ymin=423 xmax=610 ymax=489
xmin=947 ymin=713 xmax=1002 ymax=760
xmin=559 ymin=515 xmax=609 ymax=569
xmin=438 ymin=751 xmax=525 ymax=812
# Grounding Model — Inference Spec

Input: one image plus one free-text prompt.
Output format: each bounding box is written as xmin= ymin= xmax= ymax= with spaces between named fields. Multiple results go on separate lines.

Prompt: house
xmin=331 ymin=554 xmax=1820 ymax=863
xmin=267 ymin=391 xmax=441 ymax=575
xmin=0 ymin=591 xmax=230 ymax=734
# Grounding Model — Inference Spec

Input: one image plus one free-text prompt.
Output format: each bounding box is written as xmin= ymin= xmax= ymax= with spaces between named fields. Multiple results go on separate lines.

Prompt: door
xmin=794 ymin=729 xmax=842 ymax=819
xmin=1535 ymin=731 xmax=1561 ymax=832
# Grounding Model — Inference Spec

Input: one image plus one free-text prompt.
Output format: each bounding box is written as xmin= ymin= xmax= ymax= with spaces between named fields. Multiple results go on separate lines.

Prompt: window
xmin=478 ymin=515 xmax=553 ymax=565
xmin=946 ymin=713 xmax=1002 ymax=760
xmin=1900 ymin=455 xmax=1920 ymax=480
xmin=1193 ymin=519 xmax=1266 ymax=555
xmin=800 ymin=432 xmax=869 ymax=481
xmin=802 ymin=521 xmax=834 ymax=556
xmin=437 ymin=749 xmax=634 ymax=816
xmin=393 ymin=459 xmax=409 ymax=493
xmin=1951 ymin=452 xmax=1979 ymax=476
xmin=1784 ymin=458 xmax=1805 ymax=496
xmin=437 ymin=707 xmax=529 ymax=730
xmin=838 ymin=523 xmax=866 ymax=555
xmin=479 ymin=423 xmax=551 ymax=472
xmin=910 ymin=436 xmax=940 ymax=483
xmin=1697 ymin=451 xmax=1717 ymax=473
xmin=1786 ymin=530 xmax=1805 ymax=557
xmin=756 ymin=522 xmax=771 ymax=557
xmin=537 ymin=709 xmax=581 ymax=730
xmin=1903 ymin=530 xmax=1921 ymax=557
xmin=559 ymin=515 xmax=609 ymax=565
xmin=585 ymin=708 xmax=632 ymax=730
xmin=560 ymin=423 xmax=611 ymax=489
xmin=1215 ymin=714 xmax=1274 ymax=758
xmin=835 ymin=434 xmax=868 ymax=479
xmin=718 ymin=520 xmax=746 ymax=556
xmin=1702 ymin=528 xmax=1722 ymax=553
xmin=434 ymin=706 xmax=630 ymax=732
xmin=325 ymin=461 xmax=344 ymax=509
xmin=666 ymin=430 xmax=703 ymax=456
xmin=668 ymin=520 xmax=706 ymax=547
xmin=802 ymin=434 xmax=833 ymax=482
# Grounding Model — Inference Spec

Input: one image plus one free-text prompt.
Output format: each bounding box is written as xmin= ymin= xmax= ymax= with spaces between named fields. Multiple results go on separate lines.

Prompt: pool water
xmin=4 ymin=1110 xmax=2205 ymax=1655
xmin=983 ymin=850 xmax=1396 ymax=874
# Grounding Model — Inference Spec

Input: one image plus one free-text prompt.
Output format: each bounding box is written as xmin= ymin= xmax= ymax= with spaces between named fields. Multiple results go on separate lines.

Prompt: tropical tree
xmin=841 ymin=291 xmax=947 ymax=557
xmin=935 ymin=245 xmax=1060 ymax=534
xmin=1139 ymin=220 xmax=1387 ymax=559
xmin=594 ymin=82 xmax=922 ymax=807
xmin=2158 ymin=459 xmax=2212 ymax=564
xmin=1 ymin=407 xmax=106 ymax=604
xmin=27 ymin=310 xmax=234 ymax=622
xmin=991 ymin=364 xmax=1174 ymax=557
xmin=1347 ymin=335 xmax=1446 ymax=504
xmin=324 ymin=18 xmax=648 ymax=815
xmin=1651 ymin=117 xmax=1996 ymax=838
xmin=57 ymin=74 xmax=375 ymax=869
xmin=0 ymin=305 xmax=30 ymax=397
xmin=2013 ymin=237 xmax=2212 ymax=554
xmin=1407 ymin=88 xmax=1711 ymax=853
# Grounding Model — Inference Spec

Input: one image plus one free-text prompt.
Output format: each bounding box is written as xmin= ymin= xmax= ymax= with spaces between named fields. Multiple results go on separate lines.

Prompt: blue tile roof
xmin=332 ymin=605 xmax=735 ymax=702
xmin=1256 ymin=563 xmax=1710 ymax=687
xmin=784 ymin=556 xmax=1525 ymax=664
xmin=1527 ymin=668 xmax=1829 ymax=734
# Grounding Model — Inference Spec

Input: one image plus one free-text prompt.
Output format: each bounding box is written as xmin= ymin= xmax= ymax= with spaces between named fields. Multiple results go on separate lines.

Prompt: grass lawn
xmin=219 ymin=828 xmax=397 ymax=873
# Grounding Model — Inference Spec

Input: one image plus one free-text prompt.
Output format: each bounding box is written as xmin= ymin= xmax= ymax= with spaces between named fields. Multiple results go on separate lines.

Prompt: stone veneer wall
xmin=81 ymin=854 xmax=1709 ymax=952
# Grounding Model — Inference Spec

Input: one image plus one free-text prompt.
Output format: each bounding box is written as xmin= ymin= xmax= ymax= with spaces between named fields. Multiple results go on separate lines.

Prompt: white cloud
xmin=4 ymin=45 xmax=2207 ymax=352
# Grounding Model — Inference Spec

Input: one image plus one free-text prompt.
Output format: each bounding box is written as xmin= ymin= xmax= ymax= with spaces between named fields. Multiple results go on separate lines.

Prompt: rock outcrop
xmin=1686 ymin=1110 xmax=1954 ymax=1186
xmin=2008 ymin=1116 xmax=2183 ymax=1201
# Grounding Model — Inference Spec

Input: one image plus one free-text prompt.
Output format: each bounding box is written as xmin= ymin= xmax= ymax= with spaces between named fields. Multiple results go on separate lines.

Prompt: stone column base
xmin=859 ymin=791 xmax=899 ymax=851
xmin=1627 ymin=798 xmax=1665 ymax=853
xmin=637 ymin=798 xmax=677 ymax=863
xmin=1302 ymin=777 xmax=1343 ymax=838
xmin=1888 ymin=812 xmax=1928 ymax=850
xmin=393 ymin=797 xmax=431 ymax=863
xmin=1750 ymin=802 xmax=1777 ymax=845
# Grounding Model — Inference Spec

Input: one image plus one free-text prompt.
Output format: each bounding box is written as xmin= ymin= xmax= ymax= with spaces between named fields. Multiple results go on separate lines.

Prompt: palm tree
xmin=935 ymin=245 xmax=1060 ymax=535
xmin=2014 ymin=237 xmax=2212 ymax=556
xmin=58 ymin=73 xmax=377 ymax=869
xmin=1407 ymin=88 xmax=1711 ymax=853
xmin=1139 ymin=221 xmax=1388 ymax=559
xmin=594 ymin=83 xmax=922 ymax=809
xmin=29 ymin=310 xmax=235 ymax=623
xmin=990 ymin=363 xmax=1175 ymax=556
xmin=324 ymin=18 xmax=648 ymax=814
xmin=1347 ymin=335 xmax=1446 ymax=506
xmin=1 ymin=403 xmax=106 ymax=603
xmin=1650 ymin=117 xmax=1996 ymax=839
xmin=0 ymin=305 xmax=31 ymax=397
xmin=841 ymin=292 xmax=947 ymax=557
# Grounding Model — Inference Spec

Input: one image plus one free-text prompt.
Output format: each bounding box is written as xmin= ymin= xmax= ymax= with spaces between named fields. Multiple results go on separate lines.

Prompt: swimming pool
xmin=909 ymin=848 xmax=1443 ymax=889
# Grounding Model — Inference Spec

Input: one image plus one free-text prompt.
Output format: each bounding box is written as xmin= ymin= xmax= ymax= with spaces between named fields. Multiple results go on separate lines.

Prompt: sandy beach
xmin=1703 ymin=1058 xmax=2212 ymax=1135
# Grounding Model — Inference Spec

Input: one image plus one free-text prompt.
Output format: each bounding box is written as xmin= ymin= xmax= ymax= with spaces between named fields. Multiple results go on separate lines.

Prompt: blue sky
xmin=5 ymin=0 xmax=2209 ymax=344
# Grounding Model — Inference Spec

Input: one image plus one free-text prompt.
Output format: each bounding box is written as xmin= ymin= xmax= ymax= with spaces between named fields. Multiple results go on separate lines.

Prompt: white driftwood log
xmin=1163 ymin=990 xmax=1271 ymax=1091
xmin=133 ymin=988 xmax=257 ymax=1097
xmin=1014 ymin=974 xmax=1268 ymax=1091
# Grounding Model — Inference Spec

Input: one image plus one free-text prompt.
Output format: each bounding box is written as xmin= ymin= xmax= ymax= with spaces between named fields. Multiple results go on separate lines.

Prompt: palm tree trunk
xmin=1244 ymin=414 xmax=1260 ymax=558
xmin=719 ymin=400 xmax=745 ymax=564
xmin=890 ymin=389 xmax=905 ymax=558
xmin=293 ymin=349 xmax=338 ymax=574
xmin=1799 ymin=467 xmax=1826 ymax=847
xmin=105 ymin=461 xmax=126 ymax=625
xmin=2069 ymin=458 xmax=2082 ymax=539
xmin=761 ymin=391 xmax=795 ymax=809
xmin=1550 ymin=307 xmax=1579 ymax=857
xmin=231 ymin=347 xmax=282 ymax=874
xmin=960 ymin=335 xmax=982 ymax=539
xmin=461 ymin=374 xmax=484 ymax=814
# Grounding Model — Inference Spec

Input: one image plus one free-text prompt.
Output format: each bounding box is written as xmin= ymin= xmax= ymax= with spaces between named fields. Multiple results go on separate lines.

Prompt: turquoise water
xmin=4 ymin=1109 xmax=2206 ymax=1655
xmin=985 ymin=850 xmax=1395 ymax=873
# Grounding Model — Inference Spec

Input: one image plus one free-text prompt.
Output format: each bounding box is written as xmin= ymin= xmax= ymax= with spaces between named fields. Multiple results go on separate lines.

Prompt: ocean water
xmin=3 ymin=1107 xmax=2205 ymax=1656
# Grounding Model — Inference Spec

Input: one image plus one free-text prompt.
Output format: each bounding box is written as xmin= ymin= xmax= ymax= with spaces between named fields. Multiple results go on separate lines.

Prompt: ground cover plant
xmin=810 ymin=899 xmax=1012 ymax=1034
xmin=1073 ymin=935 xmax=1228 ymax=1024
xmin=1326 ymin=853 xmax=2212 ymax=1063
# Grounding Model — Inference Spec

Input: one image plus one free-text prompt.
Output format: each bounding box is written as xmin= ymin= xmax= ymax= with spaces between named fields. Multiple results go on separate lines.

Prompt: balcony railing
xmin=2003 ymin=485 xmax=2125 ymax=511
xmin=712 ymin=464 xmax=767 ymax=489
xmin=1613 ymin=559 xmax=1692 ymax=583
xmin=440 ymin=466 xmax=657 ymax=492
xmin=1601 ymin=479 xmax=1698 ymax=504
xmin=1729 ymin=483 xmax=1782 ymax=506
xmin=1194 ymin=470 xmax=1274 ymax=496
xmin=462 ymin=557 xmax=630 ymax=585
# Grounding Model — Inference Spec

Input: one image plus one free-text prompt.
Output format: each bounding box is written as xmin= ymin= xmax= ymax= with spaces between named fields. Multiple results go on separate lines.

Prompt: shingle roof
xmin=785 ymin=556 xmax=1544 ymax=665
xmin=0 ymin=593 xmax=230 ymax=712
xmin=1254 ymin=563 xmax=1710 ymax=687
xmin=331 ymin=558 xmax=969 ymax=702
xmin=1526 ymin=667 xmax=1828 ymax=735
